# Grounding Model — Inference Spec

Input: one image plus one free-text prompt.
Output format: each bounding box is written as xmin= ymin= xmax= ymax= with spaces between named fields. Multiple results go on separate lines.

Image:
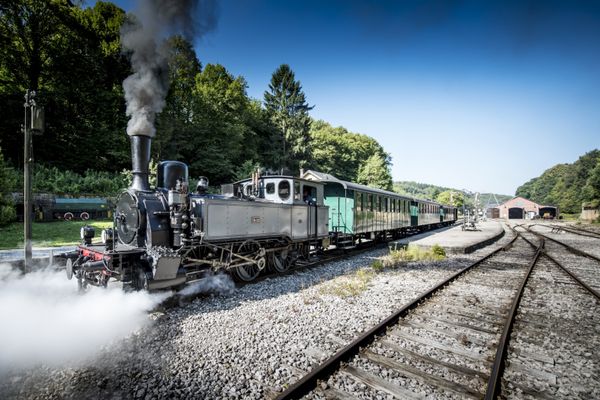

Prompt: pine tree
xmin=264 ymin=64 xmax=313 ymax=173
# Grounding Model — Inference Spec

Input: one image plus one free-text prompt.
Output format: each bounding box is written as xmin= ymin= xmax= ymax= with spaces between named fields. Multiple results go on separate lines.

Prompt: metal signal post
xmin=23 ymin=90 xmax=44 ymax=271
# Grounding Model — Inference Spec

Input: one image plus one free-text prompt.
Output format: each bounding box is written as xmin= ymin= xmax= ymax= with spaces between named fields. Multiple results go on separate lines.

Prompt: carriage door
xmin=410 ymin=201 xmax=419 ymax=226
xmin=303 ymin=184 xmax=318 ymax=238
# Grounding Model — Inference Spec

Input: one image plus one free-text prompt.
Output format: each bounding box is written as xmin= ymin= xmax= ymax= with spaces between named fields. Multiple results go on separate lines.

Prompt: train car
xmin=13 ymin=193 xmax=111 ymax=222
xmin=303 ymin=170 xmax=456 ymax=247
xmin=49 ymin=197 xmax=111 ymax=221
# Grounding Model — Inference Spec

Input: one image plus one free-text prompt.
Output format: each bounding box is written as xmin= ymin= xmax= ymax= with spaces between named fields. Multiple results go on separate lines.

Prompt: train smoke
xmin=0 ymin=265 xmax=169 ymax=371
xmin=121 ymin=0 xmax=218 ymax=137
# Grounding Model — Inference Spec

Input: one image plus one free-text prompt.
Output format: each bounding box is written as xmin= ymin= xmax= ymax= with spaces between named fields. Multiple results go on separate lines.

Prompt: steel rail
xmin=543 ymin=252 xmax=600 ymax=301
xmin=275 ymin=229 xmax=519 ymax=400
xmin=544 ymin=224 xmax=600 ymax=239
xmin=522 ymin=226 xmax=600 ymax=301
xmin=525 ymin=225 xmax=600 ymax=263
xmin=484 ymin=235 xmax=544 ymax=400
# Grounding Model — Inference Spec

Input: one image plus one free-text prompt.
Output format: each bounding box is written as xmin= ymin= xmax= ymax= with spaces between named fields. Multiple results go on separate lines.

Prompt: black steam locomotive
xmin=64 ymin=134 xmax=330 ymax=290
xmin=64 ymin=133 xmax=456 ymax=291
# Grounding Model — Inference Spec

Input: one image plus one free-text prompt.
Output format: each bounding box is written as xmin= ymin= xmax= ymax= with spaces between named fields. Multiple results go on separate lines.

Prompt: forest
xmin=516 ymin=150 xmax=600 ymax=214
xmin=0 ymin=0 xmax=394 ymax=224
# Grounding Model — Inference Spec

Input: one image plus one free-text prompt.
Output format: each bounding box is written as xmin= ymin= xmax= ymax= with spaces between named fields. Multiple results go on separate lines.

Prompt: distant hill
xmin=516 ymin=149 xmax=600 ymax=213
xmin=393 ymin=181 xmax=512 ymax=209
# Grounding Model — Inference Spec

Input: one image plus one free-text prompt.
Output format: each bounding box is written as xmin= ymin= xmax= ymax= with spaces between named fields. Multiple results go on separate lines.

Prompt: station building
xmin=493 ymin=196 xmax=558 ymax=219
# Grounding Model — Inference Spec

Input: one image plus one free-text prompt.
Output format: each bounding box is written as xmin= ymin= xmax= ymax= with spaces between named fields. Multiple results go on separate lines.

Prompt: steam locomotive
xmin=63 ymin=133 xmax=456 ymax=291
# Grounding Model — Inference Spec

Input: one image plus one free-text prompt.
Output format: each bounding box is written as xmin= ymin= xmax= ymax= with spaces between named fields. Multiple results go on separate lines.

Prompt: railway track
xmin=275 ymin=227 xmax=547 ymax=399
xmin=504 ymin=226 xmax=600 ymax=398
xmin=540 ymin=223 xmax=600 ymax=240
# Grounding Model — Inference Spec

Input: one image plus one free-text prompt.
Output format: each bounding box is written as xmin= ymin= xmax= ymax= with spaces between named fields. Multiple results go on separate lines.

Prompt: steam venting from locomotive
xmin=121 ymin=0 xmax=217 ymax=190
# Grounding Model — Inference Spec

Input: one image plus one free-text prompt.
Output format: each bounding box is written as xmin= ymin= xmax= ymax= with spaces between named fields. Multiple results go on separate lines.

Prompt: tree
xmin=186 ymin=63 xmax=249 ymax=182
xmin=0 ymin=1 xmax=130 ymax=172
xmin=357 ymin=154 xmax=393 ymax=190
xmin=309 ymin=120 xmax=390 ymax=182
xmin=436 ymin=190 xmax=464 ymax=208
xmin=264 ymin=64 xmax=313 ymax=173
xmin=515 ymin=149 xmax=600 ymax=213
xmin=583 ymin=158 xmax=600 ymax=202
xmin=155 ymin=35 xmax=202 ymax=161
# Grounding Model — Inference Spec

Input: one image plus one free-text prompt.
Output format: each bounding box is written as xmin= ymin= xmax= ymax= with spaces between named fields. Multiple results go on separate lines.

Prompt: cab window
xmin=266 ymin=182 xmax=275 ymax=195
xmin=294 ymin=181 xmax=301 ymax=201
xmin=278 ymin=180 xmax=290 ymax=200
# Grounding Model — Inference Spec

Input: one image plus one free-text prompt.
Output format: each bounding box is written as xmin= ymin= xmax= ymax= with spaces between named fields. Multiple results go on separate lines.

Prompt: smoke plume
xmin=121 ymin=0 xmax=218 ymax=137
xmin=0 ymin=265 xmax=169 ymax=371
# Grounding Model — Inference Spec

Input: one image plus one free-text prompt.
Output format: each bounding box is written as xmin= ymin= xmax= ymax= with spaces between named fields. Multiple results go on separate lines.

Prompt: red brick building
xmin=496 ymin=196 xmax=542 ymax=219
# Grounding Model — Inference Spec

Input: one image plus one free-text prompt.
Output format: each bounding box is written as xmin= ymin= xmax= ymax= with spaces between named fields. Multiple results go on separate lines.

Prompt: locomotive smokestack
xmin=120 ymin=0 xmax=218 ymax=191
xmin=130 ymin=135 xmax=151 ymax=191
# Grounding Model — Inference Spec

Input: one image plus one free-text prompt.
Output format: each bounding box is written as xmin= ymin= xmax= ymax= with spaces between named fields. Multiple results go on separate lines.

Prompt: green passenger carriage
xmin=303 ymin=170 xmax=457 ymax=247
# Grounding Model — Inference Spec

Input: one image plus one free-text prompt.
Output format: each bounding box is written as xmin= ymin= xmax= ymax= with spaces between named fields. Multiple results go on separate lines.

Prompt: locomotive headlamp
xmin=80 ymin=225 xmax=95 ymax=245
xmin=101 ymin=228 xmax=114 ymax=245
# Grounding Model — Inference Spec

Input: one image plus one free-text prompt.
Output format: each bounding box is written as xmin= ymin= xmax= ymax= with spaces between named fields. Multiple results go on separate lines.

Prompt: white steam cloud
xmin=121 ymin=0 xmax=217 ymax=137
xmin=0 ymin=265 xmax=169 ymax=371
xmin=178 ymin=273 xmax=235 ymax=297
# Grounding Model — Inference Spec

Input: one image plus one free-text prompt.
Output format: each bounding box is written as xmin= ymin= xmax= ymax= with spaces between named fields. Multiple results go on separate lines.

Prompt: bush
xmin=370 ymin=259 xmax=384 ymax=272
xmin=431 ymin=244 xmax=446 ymax=258
xmin=0 ymin=202 xmax=16 ymax=226
xmin=383 ymin=244 xmax=446 ymax=266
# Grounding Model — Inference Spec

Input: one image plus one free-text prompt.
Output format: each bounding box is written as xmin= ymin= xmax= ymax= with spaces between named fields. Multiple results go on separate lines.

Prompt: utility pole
xmin=23 ymin=90 xmax=44 ymax=271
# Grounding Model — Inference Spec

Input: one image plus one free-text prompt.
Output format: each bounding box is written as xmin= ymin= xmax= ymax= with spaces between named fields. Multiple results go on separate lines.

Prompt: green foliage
xmin=515 ymin=149 xmax=600 ymax=213
xmin=0 ymin=149 xmax=17 ymax=225
xmin=357 ymin=153 xmax=393 ymax=190
xmin=0 ymin=1 xmax=130 ymax=173
xmin=27 ymin=164 xmax=127 ymax=196
xmin=264 ymin=64 xmax=313 ymax=172
xmin=384 ymin=245 xmax=446 ymax=264
xmin=310 ymin=120 xmax=391 ymax=183
xmin=436 ymin=191 xmax=464 ymax=207
xmin=431 ymin=244 xmax=446 ymax=258
xmin=370 ymin=259 xmax=384 ymax=272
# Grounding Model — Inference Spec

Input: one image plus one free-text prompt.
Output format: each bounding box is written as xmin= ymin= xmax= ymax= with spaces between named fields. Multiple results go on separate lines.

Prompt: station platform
xmin=389 ymin=220 xmax=505 ymax=254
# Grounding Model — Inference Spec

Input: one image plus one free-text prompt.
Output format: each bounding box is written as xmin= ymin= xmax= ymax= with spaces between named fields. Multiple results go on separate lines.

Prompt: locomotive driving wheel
xmin=270 ymin=249 xmax=290 ymax=273
xmin=233 ymin=240 xmax=265 ymax=282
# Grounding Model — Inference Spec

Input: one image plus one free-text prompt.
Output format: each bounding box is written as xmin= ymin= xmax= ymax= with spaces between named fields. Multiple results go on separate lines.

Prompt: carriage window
xmin=278 ymin=180 xmax=290 ymax=200
xmin=266 ymin=183 xmax=275 ymax=195
xmin=368 ymin=194 xmax=373 ymax=211
xmin=245 ymin=184 xmax=253 ymax=196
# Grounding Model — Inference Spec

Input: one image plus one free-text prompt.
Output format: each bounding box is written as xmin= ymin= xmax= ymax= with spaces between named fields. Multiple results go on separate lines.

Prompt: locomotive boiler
xmin=64 ymin=134 xmax=330 ymax=290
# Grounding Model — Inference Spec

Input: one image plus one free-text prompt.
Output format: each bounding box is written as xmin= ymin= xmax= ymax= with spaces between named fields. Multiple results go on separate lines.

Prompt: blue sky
xmin=97 ymin=0 xmax=600 ymax=195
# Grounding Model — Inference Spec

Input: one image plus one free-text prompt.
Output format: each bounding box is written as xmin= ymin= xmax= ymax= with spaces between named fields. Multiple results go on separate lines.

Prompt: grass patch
xmin=319 ymin=268 xmax=375 ymax=298
xmin=0 ymin=219 xmax=112 ymax=249
xmin=381 ymin=244 xmax=446 ymax=268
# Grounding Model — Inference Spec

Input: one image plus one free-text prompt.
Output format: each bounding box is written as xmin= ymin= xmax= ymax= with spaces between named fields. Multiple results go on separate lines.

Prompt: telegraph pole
xmin=23 ymin=90 xmax=44 ymax=271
